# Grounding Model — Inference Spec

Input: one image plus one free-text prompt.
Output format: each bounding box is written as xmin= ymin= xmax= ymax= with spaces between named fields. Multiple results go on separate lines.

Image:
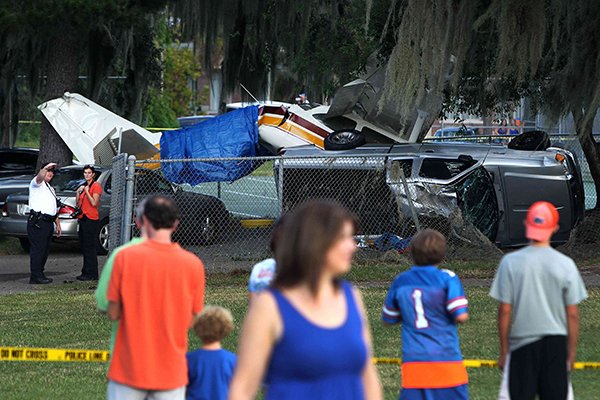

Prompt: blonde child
xmin=186 ymin=306 xmax=236 ymax=400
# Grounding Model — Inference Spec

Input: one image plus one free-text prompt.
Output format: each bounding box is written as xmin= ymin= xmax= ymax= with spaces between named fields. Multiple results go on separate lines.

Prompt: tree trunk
xmin=38 ymin=34 xmax=80 ymax=169
xmin=573 ymin=108 xmax=600 ymax=210
xmin=0 ymin=78 xmax=18 ymax=148
xmin=124 ymin=21 xmax=155 ymax=124
xmin=482 ymin=114 xmax=494 ymax=136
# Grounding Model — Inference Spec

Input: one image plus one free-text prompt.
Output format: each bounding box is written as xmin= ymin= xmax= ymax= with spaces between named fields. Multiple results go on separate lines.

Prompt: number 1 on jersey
xmin=412 ymin=289 xmax=429 ymax=329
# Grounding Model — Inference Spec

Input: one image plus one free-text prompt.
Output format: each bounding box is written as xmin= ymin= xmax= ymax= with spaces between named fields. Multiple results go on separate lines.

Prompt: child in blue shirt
xmin=186 ymin=306 xmax=237 ymax=400
xmin=248 ymin=216 xmax=286 ymax=303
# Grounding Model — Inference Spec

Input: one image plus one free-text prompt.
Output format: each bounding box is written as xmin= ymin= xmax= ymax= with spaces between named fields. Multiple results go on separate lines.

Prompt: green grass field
xmin=1 ymin=266 xmax=599 ymax=399
xmin=0 ymin=237 xmax=22 ymax=255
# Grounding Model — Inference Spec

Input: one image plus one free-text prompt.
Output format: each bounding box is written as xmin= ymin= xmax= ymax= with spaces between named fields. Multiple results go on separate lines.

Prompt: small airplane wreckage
xmin=38 ymin=92 xmax=161 ymax=166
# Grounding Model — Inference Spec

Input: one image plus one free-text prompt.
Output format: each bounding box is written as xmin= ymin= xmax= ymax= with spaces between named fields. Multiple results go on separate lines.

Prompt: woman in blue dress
xmin=229 ymin=200 xmax=382 ymax=400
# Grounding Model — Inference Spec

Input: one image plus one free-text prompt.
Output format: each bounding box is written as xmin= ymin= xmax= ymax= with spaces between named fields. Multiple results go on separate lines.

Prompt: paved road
xmin=0 ymin=244 xmax=107 ymax=295
xmin=183 ymin=175 xmax=279 ymax=219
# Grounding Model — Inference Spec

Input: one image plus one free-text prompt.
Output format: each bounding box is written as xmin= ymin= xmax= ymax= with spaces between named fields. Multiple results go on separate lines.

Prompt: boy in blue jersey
xmin=382 ymin=229 xmax=469 ymax=400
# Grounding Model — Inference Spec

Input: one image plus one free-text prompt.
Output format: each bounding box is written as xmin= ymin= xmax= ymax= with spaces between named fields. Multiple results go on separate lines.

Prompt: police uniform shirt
xmin=28 ymin=177 xmax=59 ymax=216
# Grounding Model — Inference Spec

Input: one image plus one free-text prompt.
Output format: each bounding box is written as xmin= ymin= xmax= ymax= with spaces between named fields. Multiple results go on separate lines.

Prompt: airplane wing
xmin=38 ymin=92 xmax=160 ymax=165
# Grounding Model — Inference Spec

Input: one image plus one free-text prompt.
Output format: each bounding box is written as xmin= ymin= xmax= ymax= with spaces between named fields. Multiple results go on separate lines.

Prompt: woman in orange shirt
xmin=76 ymin=165 xmax=102 ymax=281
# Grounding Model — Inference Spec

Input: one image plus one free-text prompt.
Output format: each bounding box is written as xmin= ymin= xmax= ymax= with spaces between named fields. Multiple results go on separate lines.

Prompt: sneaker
xmin=76 ymin=275 xmax=98 ymax=281
xmin=29 ymin=276 xmax=53 ymax=284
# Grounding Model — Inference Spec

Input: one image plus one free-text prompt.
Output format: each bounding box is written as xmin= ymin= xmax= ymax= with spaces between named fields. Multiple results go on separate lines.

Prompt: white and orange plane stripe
xmin=258 ymin=105 xmax=331 ymax=149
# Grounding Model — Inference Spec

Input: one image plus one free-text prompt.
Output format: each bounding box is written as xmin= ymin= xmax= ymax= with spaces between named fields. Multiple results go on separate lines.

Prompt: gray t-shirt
xmin=489 ymin=246 xmax=588 ymax=351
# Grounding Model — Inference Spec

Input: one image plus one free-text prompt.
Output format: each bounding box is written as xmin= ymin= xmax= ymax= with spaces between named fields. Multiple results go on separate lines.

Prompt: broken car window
xmin=316 ymin=115 xmax=357 ymax=131
xmin=455 ymin=167 xmax=499 ymax=241
xmin=419 ymin=158 xmax=474 ymax=179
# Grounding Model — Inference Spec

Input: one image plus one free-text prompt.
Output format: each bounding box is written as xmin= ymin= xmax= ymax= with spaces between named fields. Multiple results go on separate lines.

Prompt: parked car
xmin=279 ymin=140 xmax=585 ymax=247
xmin=0 ymin=148 xmax=40 ymax=208
xmin=0 ymin=174 xmax=34 ymax=210
xmin=134 ymin=168 xmax=231 ymax=246
xmin=0 ymin=148 xmax=39 ymax=179
xmin=0 ymin=165 xmax=230 ymax=254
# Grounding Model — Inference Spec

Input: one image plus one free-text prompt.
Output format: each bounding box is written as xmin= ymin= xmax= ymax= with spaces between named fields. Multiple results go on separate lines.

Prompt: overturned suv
xmin=279 ymin=132 xmax=585 ymax=248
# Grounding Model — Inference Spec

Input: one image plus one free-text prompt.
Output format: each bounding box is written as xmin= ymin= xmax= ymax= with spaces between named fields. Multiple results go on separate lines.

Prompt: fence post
xmin=399 ymin=168 xmax=421 ymax=232
xmin=108 ymin=154 xmax=127 ymax=253
xmin=121 ymin=155 xmax=136 ymax=244
xmin=277 ymin=157 xmax=284 ymax=216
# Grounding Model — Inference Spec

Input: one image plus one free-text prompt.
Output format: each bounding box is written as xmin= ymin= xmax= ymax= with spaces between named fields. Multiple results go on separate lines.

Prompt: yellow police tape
xmin=2 ymin=347 xmax=600 ymax=370
xmin=374 ymin=358 xmax=500 ymax=368
xmin=1 ymin=347 xmax=109 ymax=362
xmin=373 ymin=357 xmax=600 ymax=370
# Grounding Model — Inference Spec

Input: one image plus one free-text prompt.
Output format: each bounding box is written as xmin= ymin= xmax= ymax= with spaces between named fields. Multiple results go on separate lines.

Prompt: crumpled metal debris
xmin=386 ymin=160 xmax=501 ymax=252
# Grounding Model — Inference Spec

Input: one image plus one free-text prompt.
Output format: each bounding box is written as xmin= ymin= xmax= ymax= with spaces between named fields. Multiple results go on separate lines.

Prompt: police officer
xmin=27 ymin=162 xmax=62 ymax=284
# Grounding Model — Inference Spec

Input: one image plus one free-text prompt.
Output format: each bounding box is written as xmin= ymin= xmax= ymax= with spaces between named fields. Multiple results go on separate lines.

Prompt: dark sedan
xmin=0 ymin=165 xmax=230 ymax=254
xmin=0 ymin=148 xmax=38 ymax=178
xmin=0 ymin=148 xmax=39 ymax=208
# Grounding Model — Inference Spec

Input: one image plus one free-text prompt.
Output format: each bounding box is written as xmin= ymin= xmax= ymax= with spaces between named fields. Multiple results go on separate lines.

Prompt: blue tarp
xmin=160 ymin=106 xmax=260 ymax=184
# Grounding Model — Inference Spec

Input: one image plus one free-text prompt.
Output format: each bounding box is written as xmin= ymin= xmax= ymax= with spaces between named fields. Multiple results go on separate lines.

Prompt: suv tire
xmin=96 ymin=219 xmax=109 ymax=255
xmin=324 ymin=130 xmax=366 ymax=151
xmin=508 ymin=130 xmax=550 ymax=151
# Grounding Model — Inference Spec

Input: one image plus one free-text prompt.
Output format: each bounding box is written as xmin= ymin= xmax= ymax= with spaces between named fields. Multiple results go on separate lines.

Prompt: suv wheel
xmin=324 ymin=130 xmax=366 ymax=151
xmin=97 ymin=219 xmax=109 ymax=255
xmin=507 ymin=130 xmax=550 ymax=151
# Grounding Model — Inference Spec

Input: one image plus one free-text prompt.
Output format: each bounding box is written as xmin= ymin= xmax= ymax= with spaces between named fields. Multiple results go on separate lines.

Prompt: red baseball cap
xmin=525 ymin=201 xmax=559 ymax=242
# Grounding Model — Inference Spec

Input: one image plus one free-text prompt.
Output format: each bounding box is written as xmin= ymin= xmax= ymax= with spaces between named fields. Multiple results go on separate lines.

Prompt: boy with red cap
xmin=490 ymin=201 xmax=587 ymax=400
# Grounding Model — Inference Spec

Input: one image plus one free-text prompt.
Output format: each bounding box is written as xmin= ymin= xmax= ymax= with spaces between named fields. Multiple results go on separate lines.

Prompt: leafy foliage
xmin=289 ymin=1 xmax=378 ymax=101
xmin=144 ymin=41 xmax=201 ymax=127
xmin=171 ymin=0 xmax=380 ymax=102
xmin=145 ymin=87 xmax=178 ymax=128
xmin=163 ymin=45 xmax=201 ymax=117
xmin=0 ymin=0 xmax=168 ymax=161
xmin=382 ymin=0 xmax=600 ymax=128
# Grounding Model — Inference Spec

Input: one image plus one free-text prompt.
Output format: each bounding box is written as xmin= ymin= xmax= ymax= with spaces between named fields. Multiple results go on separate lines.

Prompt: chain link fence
xmin=130 ymin=157 xmax=279 ymax=271
xmin=548 ymin=135 xmax=596 ymax=210
xmin=108 ymin=133 xmax=598 ymax=270
xmin=108 ymin=154 xmax=127 ymax=253
xmin=121 ymin=156 xmax=495 ymax=269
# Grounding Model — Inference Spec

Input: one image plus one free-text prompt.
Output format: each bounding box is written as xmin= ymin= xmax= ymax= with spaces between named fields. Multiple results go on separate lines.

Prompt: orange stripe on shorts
xmin=402 ymin=361 xmax=469 ymax=389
